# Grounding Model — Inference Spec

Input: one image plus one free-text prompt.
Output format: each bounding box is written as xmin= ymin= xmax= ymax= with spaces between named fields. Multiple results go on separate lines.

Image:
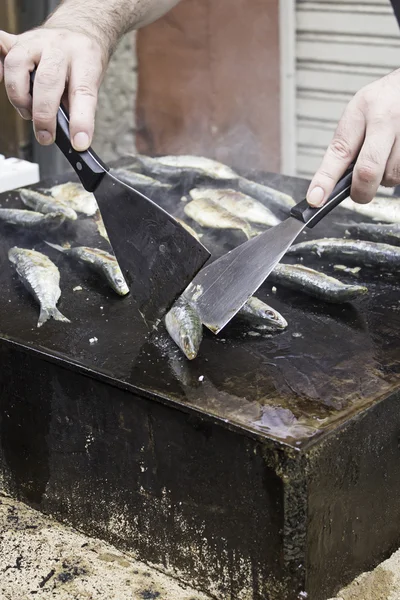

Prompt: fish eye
xmin=266 ymin=311 xmax=276 ymax=319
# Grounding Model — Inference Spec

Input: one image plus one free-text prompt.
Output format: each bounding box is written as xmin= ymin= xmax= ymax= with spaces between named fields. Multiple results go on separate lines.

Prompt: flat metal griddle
xmin=0 ymin=159 xmax=399 ymax=449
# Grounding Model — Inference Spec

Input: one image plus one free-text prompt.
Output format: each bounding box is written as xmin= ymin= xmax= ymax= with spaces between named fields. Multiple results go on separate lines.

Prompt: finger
xmin=32 ymin=47 xmax=68 ymax=145
xmin=0 ymin=31 xmax=17 ymax=82
xmin=68 ymin=60 xmax=101 ymax=151
xmin=0 ymin=30 xmax=17 ymax=54
xmin=351 ymin=120 xmax=395 ymax=203
xmin=3 ymin=40 xmax=38 ymax=118
xmin=307 ymin=102 xmax=366 ymax=207
xmin=382 ymin=138 xmax=400 ymax=188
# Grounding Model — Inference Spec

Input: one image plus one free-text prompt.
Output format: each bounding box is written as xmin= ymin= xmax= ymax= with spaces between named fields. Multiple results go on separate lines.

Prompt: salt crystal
xmin=272 ymin=286 xmax=277 ymax=294
xmin=198 ymin=375 xmax=204 ymax=382
xmin=89 ymin=337 xmax=98 ymax=344
xmin=73 ymin=285 xmax=82 ymax=292
xmin=292 ymin=332 xmax=302 ymax=338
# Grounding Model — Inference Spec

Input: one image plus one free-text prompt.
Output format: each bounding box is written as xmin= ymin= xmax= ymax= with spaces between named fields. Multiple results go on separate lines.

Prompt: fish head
xmin=8 ymin=247 xmax=19 ymax=263
xmin=107 ymin=263 xmax=129 ymax=296
xmin=261 ymin=307 xmax=288 ymax=330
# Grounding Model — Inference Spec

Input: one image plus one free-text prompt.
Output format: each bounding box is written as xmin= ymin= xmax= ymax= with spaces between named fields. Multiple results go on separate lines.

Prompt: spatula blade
xmin=94 ymin=171 xmax=210 ymax=323
xmin=183 ymin=216 xmax=305 ymax=333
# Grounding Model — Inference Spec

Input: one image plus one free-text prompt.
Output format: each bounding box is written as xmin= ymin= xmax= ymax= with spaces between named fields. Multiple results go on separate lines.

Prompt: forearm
xmin=45 ymin=0 xmax=181 ymax=55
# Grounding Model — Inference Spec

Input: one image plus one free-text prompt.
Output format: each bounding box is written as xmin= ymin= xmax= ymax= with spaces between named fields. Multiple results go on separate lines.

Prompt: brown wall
xmin=136 ymin=0 xmax=281 ymax=172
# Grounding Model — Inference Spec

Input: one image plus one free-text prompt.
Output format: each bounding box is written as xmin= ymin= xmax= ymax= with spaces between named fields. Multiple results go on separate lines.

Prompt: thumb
xmin=306 ymin=103 xmax=365 ymax=207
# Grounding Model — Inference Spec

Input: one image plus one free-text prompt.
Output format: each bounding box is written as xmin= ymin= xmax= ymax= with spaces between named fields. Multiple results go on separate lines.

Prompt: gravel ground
xmin=3 ymin=491 xmax=400 ymax=600
xmin=0 ymin=493 xmax=211 ymax=600
xmin=328 ymin=549 xmax=400 ymax=600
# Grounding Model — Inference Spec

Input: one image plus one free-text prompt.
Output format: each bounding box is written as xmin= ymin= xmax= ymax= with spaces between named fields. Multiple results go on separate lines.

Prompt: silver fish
xmin=341 ymin=197 xmax=400 ymax=224
xmin=343 ymin=222 xmax=400 ymax=246
xmin=136 ymin=154 xmax=238 ymax=182
xmin=175 ymin=218 xmax=203 ymax=242
xmin=8 ymin=247 xmax=70 ymax=327
xmin=238 ymin=296 xmax=288 ymax=330
xmin=190 ymin=188 xmax=280 ymax=227
xmin=165 ymin=296 xmax=203 ymax=360
xmin=19 ymin=188 xmax=77 ymax=221
xmin=47 ymin=182 xmax=98 ymax=216
xmin=0 ymin=209 xmax=65 ymax=230
xmin=112 ymin=168 xmax=173 ymax=192
xmin=185 ymin=193 xmax=255 ymax=239
xmin=287 ymin=238 xmax=400 ymax=269
xmin=270 ymin=263 xmax=368 ymax=303
xmin=237 ymin=178 xmax=296 ymax=211
xmin=45 ymin=243 xmax=129 ymax=296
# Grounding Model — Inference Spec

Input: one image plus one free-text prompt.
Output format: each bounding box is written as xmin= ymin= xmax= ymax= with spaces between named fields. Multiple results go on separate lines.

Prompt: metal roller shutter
xmin=295 ymin=0 xmax=400 ymax=178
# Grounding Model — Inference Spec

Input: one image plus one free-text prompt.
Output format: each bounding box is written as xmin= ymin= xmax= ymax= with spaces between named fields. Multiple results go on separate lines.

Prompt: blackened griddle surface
xmin=0 ymin=161 xmax=399 ymax=449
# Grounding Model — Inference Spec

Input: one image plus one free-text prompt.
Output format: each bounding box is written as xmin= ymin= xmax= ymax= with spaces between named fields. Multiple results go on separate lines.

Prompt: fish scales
xmin=287 ymin=238 xmax=400 ymax=269
xmin=184 ymin=193 xmax=255 ymax=239
xmin=136 ymin=154 xmax=238 ymax=182
xmin=19 ymin=188 xmax=77 ymax=221
xmin=341 ymin=197 xmax=400 ymax=224
xmin=344 ymin=222 xmax=400 ymax=246
xmin=165 ymin=296 xmax=203 ymax=360
xmin=237 ymin=178 xmax=295 ymax=212
xmin=8 ymin=247 xmax=70 ymax=327
xmin=0 ymin=209 xmax=65 ymax=230
xmin=189 ymin=188 xmax=280 ymax=227
xmin=46 ymin=243 xmax=129 ymax=296
xmin=270 ymin=263 xmax=368 ymax=303
xmin=47 ymin=182 xmax=98 ymax=216
xmin=112 ymin=168 xmax=174 ymax=192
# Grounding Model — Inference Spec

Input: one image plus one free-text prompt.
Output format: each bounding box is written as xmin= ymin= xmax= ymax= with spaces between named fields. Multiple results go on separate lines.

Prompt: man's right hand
xmin=0 ymin=27 xmax=108 ymax=151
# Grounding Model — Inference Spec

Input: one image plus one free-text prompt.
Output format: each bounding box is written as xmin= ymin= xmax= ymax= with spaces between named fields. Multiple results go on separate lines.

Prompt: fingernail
xmin=36 ymin=130 xmax=53 ymax=146
xmin=18 ymin=109 xmax=31 ymax=120
xmin=73 ymin=132 xmax=90 ymax=151
xmin=307 ymin=186 xmax=325 ymax=207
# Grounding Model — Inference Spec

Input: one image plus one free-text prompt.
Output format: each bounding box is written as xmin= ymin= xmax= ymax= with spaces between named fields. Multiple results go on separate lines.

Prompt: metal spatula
xmin=183 ymin=165 xmax=354 ymax=333
xmin=29 ymin=74 xmax=210 ymax=324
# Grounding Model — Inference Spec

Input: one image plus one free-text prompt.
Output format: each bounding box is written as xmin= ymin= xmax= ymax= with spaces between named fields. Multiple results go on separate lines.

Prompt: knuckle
xmin=4 ymin=49 xmax=23 ymax=70
xmin=71 ymin=83 xmax=97 ymax=99
xmin=35 ymin=67 xmax=62 ymax=89
xmin=33 ymin=108 xmax=57 ymax=127
xmin=329 ymin=137 xmax=352 ymax=161
xmin=356 ymin=161 xmax=380 ymax=185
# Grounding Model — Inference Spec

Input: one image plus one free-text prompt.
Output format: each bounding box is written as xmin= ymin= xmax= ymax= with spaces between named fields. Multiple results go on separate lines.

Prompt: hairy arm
xmin=0 ymin=0 xmax=181 ymax=150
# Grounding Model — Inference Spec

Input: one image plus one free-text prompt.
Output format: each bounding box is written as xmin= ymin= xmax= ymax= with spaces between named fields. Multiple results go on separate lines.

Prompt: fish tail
xmin=44 ymin=241 xmax=65 ymax=252
xmin=38 ymin=306 xmax=71 ymax=327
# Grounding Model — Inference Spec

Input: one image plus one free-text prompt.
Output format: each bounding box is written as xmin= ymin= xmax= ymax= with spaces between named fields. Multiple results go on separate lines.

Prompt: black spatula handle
xmin=291 ymin=164 xmax=354 ymax=229
xmin=30 ymin=71 xmax=108 ymax=192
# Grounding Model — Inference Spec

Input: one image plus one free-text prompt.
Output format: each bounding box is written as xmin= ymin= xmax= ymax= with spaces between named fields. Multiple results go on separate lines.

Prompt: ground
xmin=3 ymin=491 xmax=400 ymax=600
xmin=0 ymin=493 xmax=211 ymax=600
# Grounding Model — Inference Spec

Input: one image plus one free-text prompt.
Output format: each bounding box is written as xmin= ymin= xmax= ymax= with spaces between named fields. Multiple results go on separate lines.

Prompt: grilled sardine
xmin=19 ymin=188 xmax=77 ymax=221
xmin=8 ymin=247 xmax=70 ymax=327
xmin=270 ymin=263 xmax=368 ymax=303
xmin=287 ymin=238 xmax=400 ymax=269
xmin=165 ymin=296 xmax=203 ymax=360
xmin=46 ymin=243 xmax=129 ymax=296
